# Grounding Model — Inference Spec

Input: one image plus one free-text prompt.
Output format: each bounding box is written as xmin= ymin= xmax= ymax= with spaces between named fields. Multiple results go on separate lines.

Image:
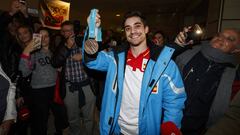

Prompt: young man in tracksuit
xmin=83 ymin=10 xmax=186 ymax=135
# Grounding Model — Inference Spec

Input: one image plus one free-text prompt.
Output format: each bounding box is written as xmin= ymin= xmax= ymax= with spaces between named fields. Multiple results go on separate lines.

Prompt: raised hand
xmin=19 ymin=2 xmax=28 ymax=17
xmin=87 ymin=9 xmax=101 ymax=28
xmin=22 ymin=40 xmax=35 ymax=55
xmin=174 ymin=26 xmax=193 ymax=47
xmin=9 ymin=0 xmax=21 ymax=16
xmin=71 ymin=53 xmax=82 ymax=61
xmin=66 ymin=35 xmax=75 ymax=49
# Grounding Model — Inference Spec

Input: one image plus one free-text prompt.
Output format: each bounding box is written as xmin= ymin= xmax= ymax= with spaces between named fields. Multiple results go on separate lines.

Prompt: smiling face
xmin=124 ymin=16 xmax=149 ymax=47
xmin=17 ymin=27 xmax=32 ymax=46
xmin=210 ymin=29 xmax=240 ymax=54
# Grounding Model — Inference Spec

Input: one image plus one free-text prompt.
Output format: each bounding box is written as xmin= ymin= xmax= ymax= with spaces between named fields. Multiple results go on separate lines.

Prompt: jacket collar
xmin=113 ymin=39 xmax=163 ymax=61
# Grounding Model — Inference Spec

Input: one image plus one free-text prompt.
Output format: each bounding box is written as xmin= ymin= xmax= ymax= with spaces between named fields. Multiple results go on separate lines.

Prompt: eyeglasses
xmin=216 ymin=33 xmax=237 ymax=43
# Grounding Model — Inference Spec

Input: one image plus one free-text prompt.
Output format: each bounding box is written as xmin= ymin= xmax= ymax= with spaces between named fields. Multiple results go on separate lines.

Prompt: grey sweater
xmin=19 ymin=49 xmax=57 ymax=89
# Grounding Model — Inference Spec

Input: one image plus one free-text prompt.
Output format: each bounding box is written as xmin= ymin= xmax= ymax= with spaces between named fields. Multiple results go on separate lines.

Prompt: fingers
xmin=23 ymin=40 xmax=35 ymax=54
xmin=96 ymin=9 xmax=100 ymax=19
xmin=68 ymin=34 xmax=75 ymax=39
xmin=27 ymin=40 xmax=35 ymax=50
xmin=68 ymin=35 xmax=75 ymax=44
xmin=184 ymin=26 xmax=192 ymax=33
xmin=16 ymin=97 xmax=24 ymax=107
xmin=175 ymin=26 xmax=193 ymax=46
xmin=187 ymin=40 xmax=194 ymax=45
xmin=10 ymin=1 xmax=21 ymax=15
xmin=96 ymin=11 xmax=101 ymax=19
xmin=66 ymin=35 xmax=75 ymax=49
xmin=71 ymin=53 xmax=82 ymax=61
xmin=175 ymin=31 xmax=186 ymax=45
xmin=87 ymin=9 xmax=101 ymax=27
xmin=96 ymin=11 xmax=101 ymax=27
xmin=20 ymin=3 xmax=27 ymax=11
xmin=57 ymin=68 xmax=62 ymax=72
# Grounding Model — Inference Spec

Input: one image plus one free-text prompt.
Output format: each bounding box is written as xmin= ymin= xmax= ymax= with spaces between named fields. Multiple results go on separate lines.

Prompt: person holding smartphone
xmin=1 ymin=0 xmax=29 ymax=21
xmin=175 ymin=28 xmax=240 ymax=134
xmin=18 ymin=27 xmax=69 ymax=135
xmin=51 ymin=21 xmax=96 ymax=135
xmin=0 ymin=0 xmax=34 ymax=78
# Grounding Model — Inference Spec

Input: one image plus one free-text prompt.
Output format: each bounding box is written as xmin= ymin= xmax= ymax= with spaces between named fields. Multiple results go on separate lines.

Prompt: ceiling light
xmin=116 ymin=14 xmax=120 ymax=17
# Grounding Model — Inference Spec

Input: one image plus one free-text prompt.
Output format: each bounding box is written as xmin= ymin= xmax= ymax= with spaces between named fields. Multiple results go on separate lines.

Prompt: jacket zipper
xmin=206 ymin=63 xmax=212 ymax=72
xmin=109 ymin=53 xmax=119 ymax=135
xmin=184 ymin=67 xmax=194 ymax=81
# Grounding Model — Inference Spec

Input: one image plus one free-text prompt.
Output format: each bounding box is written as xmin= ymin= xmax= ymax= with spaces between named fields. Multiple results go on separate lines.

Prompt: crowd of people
xmin=1 ymin=0 xmax=240 ymax=135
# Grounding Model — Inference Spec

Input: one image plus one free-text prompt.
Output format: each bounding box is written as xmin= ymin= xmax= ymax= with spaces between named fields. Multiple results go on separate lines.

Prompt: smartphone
xmin=19 ymin=0 xmax=26 ymax=5
xmin=186 ymin=24 xmax=203 ymax=42
xmin=32 ymin=33 xmax=42 ymax=50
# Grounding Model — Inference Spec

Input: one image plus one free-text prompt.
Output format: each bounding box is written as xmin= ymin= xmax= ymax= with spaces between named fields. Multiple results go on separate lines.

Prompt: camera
xmin=185 ymin=24 xmax=203 ymax=42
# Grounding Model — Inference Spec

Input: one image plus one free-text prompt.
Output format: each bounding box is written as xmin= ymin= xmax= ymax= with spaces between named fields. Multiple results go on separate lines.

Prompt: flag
xmin=39 ymin=0 xmax=70 ymax=30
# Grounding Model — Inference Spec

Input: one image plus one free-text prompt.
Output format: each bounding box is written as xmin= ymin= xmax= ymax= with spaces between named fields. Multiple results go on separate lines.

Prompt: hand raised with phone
xmin=9 ymin=0 xmax=21 ymax=16
xmin=174 ymin=26 xmax=193 ymax=47
xmin=33 ymin=33 xmax=42 ymax=50
xmin=175 ymin=24 xmax=203 ymax=47
xmin=23 ymin=33 xmax=42 ymax=55
xmin=19 ymin=0 xmax=28 ymax=17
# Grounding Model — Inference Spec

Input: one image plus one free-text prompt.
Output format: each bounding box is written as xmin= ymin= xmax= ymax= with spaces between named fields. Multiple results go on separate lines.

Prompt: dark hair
xmin=12 ymin=12 xmax=27 ymax=25
xmin=51 ymin=33 xmax=64 ymax=51
xmin=61 ymin=20 xmax=74 ymax=28
xmin=153 ymin=30 xmax=166 ymax=39
xmin=16 ymin=25 xmax=33 ymax=45
xmin=73 ymin=20 xmax=81 ymax=34
xmin=37 ymin=27 xmax=51 ymax=36
xmin=122 ymin=11 xmax=147 ymax=28
xmin=37 ymin=27 xmax=56 ymax=53
xmin=17 ymin=25 xmax=33 ymax=35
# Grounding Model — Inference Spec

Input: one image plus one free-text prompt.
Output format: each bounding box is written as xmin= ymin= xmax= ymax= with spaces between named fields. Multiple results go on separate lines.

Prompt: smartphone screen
xmin=33 ymin=33 xmax=42 ymax=50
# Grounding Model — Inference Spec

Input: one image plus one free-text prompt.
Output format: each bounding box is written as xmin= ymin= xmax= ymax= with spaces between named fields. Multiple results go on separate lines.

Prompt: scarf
xmin=201 ymin=44 xmax=238 ymax=65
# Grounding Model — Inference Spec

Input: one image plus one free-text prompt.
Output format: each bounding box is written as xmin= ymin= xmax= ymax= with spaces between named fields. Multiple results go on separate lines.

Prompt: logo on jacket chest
xmin=127 ymin=58 xmax=148 ymax=72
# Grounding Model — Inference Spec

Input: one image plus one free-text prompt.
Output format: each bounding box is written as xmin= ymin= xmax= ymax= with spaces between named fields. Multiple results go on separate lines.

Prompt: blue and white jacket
xmin=84 ymin=41 xmax=186 ymax=135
